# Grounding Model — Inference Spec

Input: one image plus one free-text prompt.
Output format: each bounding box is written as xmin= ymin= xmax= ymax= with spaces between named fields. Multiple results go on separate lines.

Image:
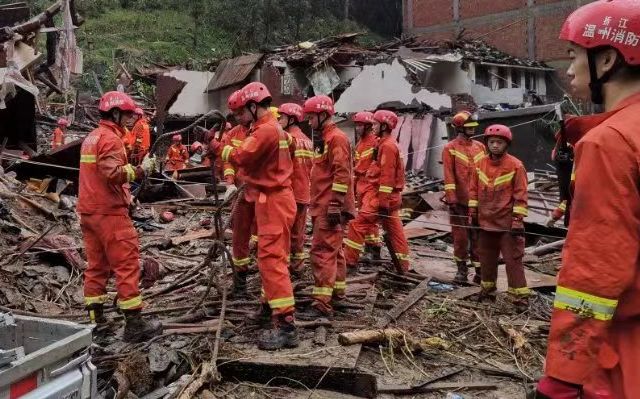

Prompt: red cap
xmin=352 ymin=111 xmax=374 ymax=124
xmin=373 ymin=110 xmax=399 ymax=130
xmin=278 ymin=103 xmax=304 ymax=123
xmin=303 ymin=95 xmax=335 ymax=116
xmin=484 ymin=124 xmax=513 ymax=143
xmin=240 ymin=82 xmax=272 ymax=107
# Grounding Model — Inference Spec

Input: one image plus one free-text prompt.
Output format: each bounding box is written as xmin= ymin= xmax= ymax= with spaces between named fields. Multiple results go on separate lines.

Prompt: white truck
xmin=0 ymin=312 xmax=97 ymax=399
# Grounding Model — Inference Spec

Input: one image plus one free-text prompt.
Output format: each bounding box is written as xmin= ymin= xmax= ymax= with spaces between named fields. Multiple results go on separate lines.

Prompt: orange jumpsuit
xmin=52 ymin=127 xmax=65 ymax=150
xmin=468 ymin=154 xmax=529 ymax=296
xmin=344 ymin=135 xmax=410 ymax=272
xmin=130 ymin=117 xmax=151 ymax=165
xmin=220 ymin=113 xmax=296 ymax=316
xmin=545 ymin=93 xmax=640 ymax=398
xmin=354 ymin=131 xmax=381 ymax=249
xmin=78 ymin=120 xmax=143 ymax=311
xmin=165 ymin=143 xmax=189 ymax=171
xmin=309 ymin=123 xmax=356 ymax=312
xmin=288 ymin=125 xmax=313 ymax=272
xmin=442 ymin=136 xmax=485 ymax=266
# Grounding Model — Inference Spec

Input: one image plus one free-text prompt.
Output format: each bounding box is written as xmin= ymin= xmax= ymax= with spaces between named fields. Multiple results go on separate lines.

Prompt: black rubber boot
xmin=247 ymin=303 xmax=272 ymax=326
xmin=472 ymin=267 xmax=482 ymax=284
xmin=231 ymin=270 xmax=249 ymax=297
xmin=478 ymin=286 xmax=498 ymax=302
xmin=122 ymin=309 xmax=162 ymax=343
xmin=346 ymin=264 xmax=358 ymax=277
xmin=297 ymin=305 xmax=333 ymax=321
xmin=258 ymin=313 xmax=299 ymax=351
xmin=86 ymin=303 xmax=108 ymax=325
xmin=370 ymin=246 xmax=382 ymax=261
xmin=512 ymin=296 xmax=530 ymax=313
xmin=453 ymin=261 xmax=468 ymax=283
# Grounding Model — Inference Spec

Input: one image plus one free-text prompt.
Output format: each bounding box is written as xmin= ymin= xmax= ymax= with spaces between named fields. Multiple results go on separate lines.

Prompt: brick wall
xmin=459 ymin=0 xmax=524 ymax=20
xmin=412 ymin=0 xmax=453 ymax=28
xmin=535 ymin=11 xmax=573 ymax=61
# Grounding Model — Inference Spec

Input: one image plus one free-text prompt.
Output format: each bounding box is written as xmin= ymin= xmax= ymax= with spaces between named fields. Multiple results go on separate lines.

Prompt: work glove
xmin=545 ymin=217 xmax=557 ymax=228
xmin=327 ymin=201 xmax=342 ymax=227
xmin=141 ymin=154 xmax=157 ymax=174
xmin=224 ymin=184 xmax=238 ymax=202
xmin=534 ymin=376 xmax=583 ymax=399
xmin=511 ymin=217 xmax=525 ymax=236
xmin=378 ymin=207 xmax=390 ymax=217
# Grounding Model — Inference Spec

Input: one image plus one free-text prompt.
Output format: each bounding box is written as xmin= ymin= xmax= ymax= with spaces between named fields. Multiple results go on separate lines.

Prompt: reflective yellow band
xmin=444 ymin=184 xmax=456 ymax=191
xmin=224 ymin=168 xmax=236 ymax=176
xmin=365 ymin=235 xmax=381 ymax=243
xmin=396 ymin=253 xmax=410 ymax=261
xmin=221 ymin=145 xmax=234 ymax=162
xmin=361 ymin=148 xmax=374 ymax=158
xmin=344 ymin=238 xmax=364 ymax=251
xmin=508 ymin=287 xmax=531 ymax=296
xmin=268 ymin=296 xmax=295 ymax=309
xmin=558 ymin=201 xmax=567 ymax=211
xmin=554 ymin=286 xmax=618 ymax=321
xmin=85 ymin=295 xmax=108 ymax=305
xmin=290 ymin=252 xmax=308 ymax=260
xmin=354 ymin=153 xmax=360 ymax=161
xmin=232 ymin=257 xmax=251 ymax=267
xmin=513 ymin=206 xmax=528 ymax=216
xmin=231 ymin=139 xmax=243 ymax=147
xmin=334 ymin=281 xmax=347 ymax=290
xmin=477 ymin=169 xmax=490 ymax=185
xmin=279 ymin=140 xmax=290 ymax=149
xmin=379 ymin=185 xmax=393 ymax=193
xmin=332 ymin=183 xmax=348 ymax=193
xmin=570 ymin=172 xmax=576 ymax=181
xmin=472 ymin=262 xmax=481 ymax=268
xmin=481 ymin=281 xmax=496 ymax=289
xmin=118 ymin=295 xmax=143 ymax=310
xmin=473 ymin=152 xmax=485 ymax=163
xmin=80 ymin=154 xmax=96 ymax=163
xmin=123 ymin=164 xmax=137 ymax=183
xmin=312 ymin=286 xmax=334 ymax=296
xmin=468 ymin=199 xmax=478 ymax=208
xmin=453 ymin=256 xmax=465 ymax=262
xmin=494 ymin=171 xmax=515 ymax=186
xmin=250 ymin=235 xmax=258 ymax=243
xmin=449 ymin=149 xmax=469 ymax=163
xmin=295 ymin=149 xmax=314 ymax=158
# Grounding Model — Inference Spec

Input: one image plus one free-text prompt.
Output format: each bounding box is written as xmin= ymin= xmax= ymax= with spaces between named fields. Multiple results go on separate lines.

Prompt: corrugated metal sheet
xmin=206 ymin=53 xmax=263 ymax=92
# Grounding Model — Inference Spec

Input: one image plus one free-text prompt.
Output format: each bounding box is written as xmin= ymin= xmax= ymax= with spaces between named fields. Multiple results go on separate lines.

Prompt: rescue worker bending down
xmin=344 ymin=110 xmax=410 ymax=273
xmin=52 ymin=118 xmax=69 ymax=150
xmin=189 ymin=141 xmax=210 ymax=167
xmin=165 ymin=134 xmax=189 ymax=171
xmin=468 ymin=124 xmax=530 ymax=309
xmin=210 ymin=82 xmax=298 ymax=350
xmin=536 ymin=1 xmax=640 ymax=397
xmin=78 ymin=91 xmax=160 ymax=343
xmin=130 ymin=107 xmax=151 ymax=166
xmin=278 ymin=103 xmax=313 ymax=276
xmin=352 ymin=111 xmax=382 ymax=262
xmin=442 ymin=111 xmax=486 ymax=283
xmin=304 ymin=95 xmax=356 ymax=319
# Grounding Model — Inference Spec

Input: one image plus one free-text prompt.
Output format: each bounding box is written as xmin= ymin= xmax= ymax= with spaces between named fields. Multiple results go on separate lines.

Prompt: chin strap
xmin=587 ymin=48 xmax=623 ymax=105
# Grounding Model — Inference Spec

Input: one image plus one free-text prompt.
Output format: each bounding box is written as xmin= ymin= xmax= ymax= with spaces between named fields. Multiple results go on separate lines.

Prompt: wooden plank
xmin=170 ymin=229 xmax=213 ymax=245
xmin=403 ymin=211 xmax=451 ymax=233
xmin=376 ymin=277 xmax=431 ymax=328
xmin=377 ymin=381 xmax=497 ymax=394
xmin=403 ymin=226 xmax=438 ymax=239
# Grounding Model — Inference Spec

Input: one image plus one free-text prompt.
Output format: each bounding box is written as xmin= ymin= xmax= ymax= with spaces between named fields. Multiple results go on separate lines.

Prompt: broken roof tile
xmin=205 ymin=53 xmax=263 ymax=92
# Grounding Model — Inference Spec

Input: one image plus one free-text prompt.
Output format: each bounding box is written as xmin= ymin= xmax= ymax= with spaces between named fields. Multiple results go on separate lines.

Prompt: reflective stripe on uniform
xmin=508 ymin=287 xmax=531 ymax=296
xmin=513 ymin=206 xmax=528 ymax=216
xmin=379 ymin=185 xmax=393 ymax=193
xmin=365 ymin=235 xmax=381 ymax=243
xmin=312 ymin=286 xmax=334 ymax=296
xmin=344 ymin=238 xmax=364 ymax=251
xmin=473 ymin=152 xmax=485 ymax=163
xmin=85 ymin=295 xmax=108 ymax=305
xmin=472 ymin=261 xmax=481 ymax=268
xmin=444 ymin=183 xmax=456 ymax=191
xmin=269 ymin=296 xmax=295 ymax=309
xmin=332 ymin=183 xmax=348 ymax=193
xmin=232 ymin=257 xmax=251 ymax=267
xmin=468 ymin=199 xmax=479 ymax=208
xmin=481 ymin=281 xmax=496 ymax=289
xmin=231 ymin=139 xmax=243 ymax=147
xmin=396 ymin=253 xmax=410 ymax=261
xmin=290 ymin=252 xmax=308 ymax=260
xmin=221 ymin=145 xmax=234 ymax=162
xmin=80 ymin=154 xmax=97 ymax=163
xmin=361 ymin=148 xmax=374 ymax=158
xmin=494 ymin=171 xmax=515 ymax=186
xmin=295 ymin=149 xmax=315 ymax=158
xmin=449 ymin=149 xmax=469 ymax=163
xmin=334 ymin=280 xmax=347 ymax=290
xmin=123 ymin=164 xmax=137 ymax=183
xmin=477 ymin=169 xmax=490 ymax=185
xmin=224 ymin=168 xmax=236 ymax=176
xmin=453 ymin=255 xmax=464 ymax=262
xmin=118 ymin=295 xmax=143 ymax=310
xmin=279 ymin=140 xmax=289 ymax=149
xmin=558 ymin=201 xmax=567 ymax=211
xmin=553 ymin=286 xmax=618 ymax=321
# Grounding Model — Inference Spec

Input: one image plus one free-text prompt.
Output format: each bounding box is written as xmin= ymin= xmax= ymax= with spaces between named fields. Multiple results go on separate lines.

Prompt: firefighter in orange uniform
xmin=165 ymin=135 xmax=189 ymax=172
xmin=304 ymin=95 xmax=356 ymax=319
xmin=352 ymin=111 xmax=382 ymax=261
xmin=79 ymin=91 xmax=161 ymax=342
xmin=210 ymin=82 xmax=298 ymax=350
xmin=468 ymin=124 xmax=529 ymax=309
xmin=535 ymin=1 xmax=640 ymax=398
xmin=278 ymin=103 xmax=313 ymax=275
xmin=344 ymin=110 xmax=410 ymax=273
xmin=52 ymin=118 xmax=69 ymax=150
xmin=443 ymin=111 xmax=486 ymax=283
xmin=189 ymin=141 xmax=210 ymax=167
xmin=130 ymin=107 xmax=151 ymax=165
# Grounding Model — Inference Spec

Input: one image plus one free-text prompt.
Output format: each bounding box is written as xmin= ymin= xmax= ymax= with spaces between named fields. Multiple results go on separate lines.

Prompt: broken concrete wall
xmin=425 ymin=118 xmax=448 ymax=179
xmin=260 ymin=62 xmax=306 ymax=107
xmin=470 ymin=84 xmax=525 ymax=106
xmin=165 ymin=70 xmax=215 ymax=117
xmin=335 ymin=58 xmax=452 ymax=113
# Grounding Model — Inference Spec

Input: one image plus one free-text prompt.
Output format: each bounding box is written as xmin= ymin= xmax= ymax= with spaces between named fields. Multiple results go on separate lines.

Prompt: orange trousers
xmin=254 ymin=189 xmax=296 ymax=315
xmin=231 ymin=195 xmax=255 ymax=272
xmin=81 ymin=214 xmax=143 ymax=310
xmin=356 ymin=188 xmax=381 ymax=249
xmin=450 ymin=206 xmax=479 ymax=266
xmin=344 ymin=191 xmax=409 ymax=272
xmin=310 ymin=214 xmax=347 ymax=313
xmin=290 ymin=203 xmax=308 ymax=273
xmin=478 ymin=231 xmax=528 ymax=295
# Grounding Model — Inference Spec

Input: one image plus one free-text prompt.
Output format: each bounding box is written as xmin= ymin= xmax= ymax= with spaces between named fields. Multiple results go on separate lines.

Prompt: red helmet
xmin=98 ymin=91 xmax=137 ymax=113
xmin=452 ymin=111 xmax=478 ymax=128
xmin=278 ymin=103 xmax=304 ymax=123
xmin=352 ymin=111 xmax=374 ymax=124
xmin=484 ymin=124 xmax=513 ymax=143
xmin=303 ymin=95 xmax=335 ymax=116
xmin=560 ymin=0 xmax=640 ymax=66
xmin=134 ymin=107 xmax=144 ymax=116
xmin=172 ymin=134 xmax=182 ymax=142
xmin=240 ymin=82 xmax=272 ymax=107
xmin=227 ymin=90 xmax=243 ymax=111
xmin=57 ymin=118 xmax=69 ymax=127
xmin=190 ymin=141 xmax=203 ymax=152
xmin=373 ymin=110 xmax=399 ymax=130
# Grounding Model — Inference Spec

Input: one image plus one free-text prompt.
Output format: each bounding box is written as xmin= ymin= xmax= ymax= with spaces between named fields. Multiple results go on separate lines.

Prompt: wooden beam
xmin=376 ymin=277 xmax=431 ymax=328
